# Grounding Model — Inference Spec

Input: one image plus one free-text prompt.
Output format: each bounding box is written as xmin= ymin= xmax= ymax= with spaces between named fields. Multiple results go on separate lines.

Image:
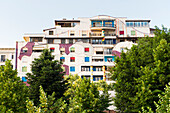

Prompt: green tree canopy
xmin=0 ymin=60 xmax=28 ymax=112
xmin=110 ymin=27 xmax=170 ymax=112
xmin=64 ymin=75 xmax=112 ymax=113
xmin=27 ymin=49 xmax=68 ymax=105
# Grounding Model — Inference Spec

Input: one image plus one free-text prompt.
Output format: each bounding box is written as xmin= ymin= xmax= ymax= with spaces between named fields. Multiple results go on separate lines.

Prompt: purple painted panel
xmin=63 ymin=64 xmax=69 ymax=75
xmin=19 ymin=42 xmax=35 ymax=60
xmin=59 ymin=44 xmax=73 ymax=55
xmin=112 ymin=50 xmax=121 ymax=58
xmin=15 ymin=42 xmax=18 ymax=70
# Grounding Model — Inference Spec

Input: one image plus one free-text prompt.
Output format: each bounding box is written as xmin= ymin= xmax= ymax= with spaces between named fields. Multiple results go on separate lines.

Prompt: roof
xmin=126 ymin=20 xmax=151 ymax=22
xmin=43 ymin=27 xmax=56 ymax=31
xmin=0 ymin=48 xmax=15 ymax=50
xmin=55 ymin=20 xmax=80 ymax=22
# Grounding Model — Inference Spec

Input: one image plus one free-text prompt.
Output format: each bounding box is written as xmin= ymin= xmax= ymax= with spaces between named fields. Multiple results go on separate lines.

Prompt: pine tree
xmin=27 ymin=49 xmax=68 ymax=105
xmin=0 ymin=60 xmax=28 ymax=112
xmin=65 ymin=75 xmax=112 ymax=113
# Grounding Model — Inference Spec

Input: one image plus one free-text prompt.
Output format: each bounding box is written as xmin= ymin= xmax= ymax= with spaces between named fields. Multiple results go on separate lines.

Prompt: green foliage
xmin=0 ymin=60 xmax=28 ymax=112
xmin=27 ymin=49 xmax=68 ymax=105
xmin=26 ymin=86 xmax=67 ymax=113
xmin=141 ymin=82 xmax=170 ymax=113
xmin=110 ymin=27 xmax=170 ymax=112
xmin=94 ymin=80 xmax=114 ymax=91
xmin=65 ymin=75 xmax=112 ymax=113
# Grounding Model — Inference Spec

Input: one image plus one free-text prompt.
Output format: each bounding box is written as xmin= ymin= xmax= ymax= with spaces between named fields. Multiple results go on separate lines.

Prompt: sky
xmin=0 ymin=0 xmax=169 ymax=48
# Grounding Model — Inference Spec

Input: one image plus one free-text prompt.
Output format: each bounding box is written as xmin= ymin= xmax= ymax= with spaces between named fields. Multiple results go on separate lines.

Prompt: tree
xmin=27 ymin=49 xmax=68 ymax=105
xmin=141 ymin=82 xmax=170 ymax=113
xmin=0 ymin=60 xmax=28 ymax=112
xmin=64 ymin=75 xmax=112 ymax=113
xmin=26 ymin=86 xmax=67 ymax=113
xmin=110 ymin=27 xmax=170 ymax=112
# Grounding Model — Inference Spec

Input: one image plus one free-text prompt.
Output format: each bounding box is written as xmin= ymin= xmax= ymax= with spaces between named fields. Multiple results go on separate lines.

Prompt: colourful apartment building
xmin=15 ymin=15 xmax=154 ymax=82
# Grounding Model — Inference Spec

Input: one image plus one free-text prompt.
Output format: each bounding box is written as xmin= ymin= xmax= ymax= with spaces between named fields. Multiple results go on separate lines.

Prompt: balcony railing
xmin=91 ymin=24 xmax=116 ymax=27
xmin=104 ymin=33 xmax=116 ymax=36
xmin=90 ymin=32 xmax=116 ymax=37
xmin=90 ymin=32 xmax=102 ymax=36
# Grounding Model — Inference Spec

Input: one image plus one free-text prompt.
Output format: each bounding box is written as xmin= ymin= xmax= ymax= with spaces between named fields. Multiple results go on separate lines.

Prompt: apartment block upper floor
xmin=23 ymin=15 xmax=154 ymax=45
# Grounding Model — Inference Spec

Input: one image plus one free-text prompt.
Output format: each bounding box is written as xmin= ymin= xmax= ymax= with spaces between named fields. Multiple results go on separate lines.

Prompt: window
xmin=82 ymin=30 xmax=87 ymax=36
xmin=81 ymin=76 xmax=90 ymax=79
xmin=60 ymin=57 xmax=65 ymax=62
xmin=22 ymin=66 xmax=27 ymax=72
xmin=119 ymin=31 xmax=124 ymax=35
xmin=49 ymin=31 xmax=53 ymax=35
xmin=70 ymin=31 xmax=75 ymax=36
xmin=11 ymin=55 xmax=14 ymax=59
xmin=81 ymin=66 xmax=90 ymax=71
xmin=130 ymin=22 xmax=134 ymax=27
xmin=22 ymin=77 xmax=27 ymax=82
xmin=137 ymin=22 xmax=140 ymax=27
xmin=69 ymin=39 xmax=73 ymax=44
xmin=126 ymin=22 xmax=130 ymax=27
xmin=134 ymin=22 xmax=138 ymax=27
xmin=120 ymin=39 xmax=125 ymax=42
xmin=1 ymin=55 xmax=5 ymax=62
xmin=48 ymin=39 xmax=54 ymax=44
xmin=60 ymin=48 xmax=65 ymax=55
xmin=50 ymin=47 xmax=55 ymax=52
xmin=61 ymin=39 xmax=65 ymax=44
xmin=85 ymin=57 xmax=89 ymax=62
xmin=104 ymin=48 xmax=112 ymax=54
xmin=30 ymin=37 xmax=42 ymax=42
xmin=93 ymin=66 xmax=103 ymax=71
xmin=70 ymin=47 xmax=75 ymax=52
xmin=93 ymin=76 xmax=103 ymax=81
xmin=131 ymin=30 xmax=136 ymax=35
xmin=113 ymin=39 xmax=116 ymax=44
xmin=22 ymin=47 xmax=28 ymax=53
xmin=84 ymin=48 xmax=89 ymax=52
xmin=70 ymin=66 xmax=75 ymax=72
xmin=144 ymin=22 xmax=148 ymax=27
xmin=70 ymin=57 xmax=75 ymax=62
xmin=105 ymin=39 xmax=113 ymax=44
xmin=96 ymin=51 xmax=103 ymax=54
xmin=92 ymin=39 xmax=102 ymax=44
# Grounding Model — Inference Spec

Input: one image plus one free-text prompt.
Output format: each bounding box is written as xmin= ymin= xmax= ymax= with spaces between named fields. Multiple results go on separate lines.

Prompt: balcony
xmin=90 ymin=32 xmax=102 ymax=37
xmin=91 ymin=24 xmax=116 ymax=30
xmin=91 ymin=24 xmax=115 ymax=27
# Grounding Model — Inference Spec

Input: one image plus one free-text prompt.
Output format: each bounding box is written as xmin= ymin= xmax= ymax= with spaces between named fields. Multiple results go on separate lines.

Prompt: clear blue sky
xmin=0 ymin=0 xmax=169 ymax=48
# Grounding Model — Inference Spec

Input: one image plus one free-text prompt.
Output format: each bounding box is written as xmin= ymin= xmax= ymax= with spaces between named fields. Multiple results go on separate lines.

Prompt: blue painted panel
xmin=113 ymin=39 xmax=116 ymax=44
xmin=104 ymin=56 xmax=115 ymax=62
xmin=91 ymin=20 xmax=102 ymax=27
xmin=22 ymin=77 xmax=27 ymax=82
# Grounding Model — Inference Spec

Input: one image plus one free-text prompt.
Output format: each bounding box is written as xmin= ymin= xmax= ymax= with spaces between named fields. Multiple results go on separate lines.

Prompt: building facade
xmin=0 ymin=48 xmax=15 ymax=69
xmin=16 ymin=15 xmax=154 ymax=82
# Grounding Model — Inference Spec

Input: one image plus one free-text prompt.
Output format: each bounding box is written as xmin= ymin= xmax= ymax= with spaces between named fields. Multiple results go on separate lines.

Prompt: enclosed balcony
xmin=91 ymin=20 xmax=116 ymax=30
